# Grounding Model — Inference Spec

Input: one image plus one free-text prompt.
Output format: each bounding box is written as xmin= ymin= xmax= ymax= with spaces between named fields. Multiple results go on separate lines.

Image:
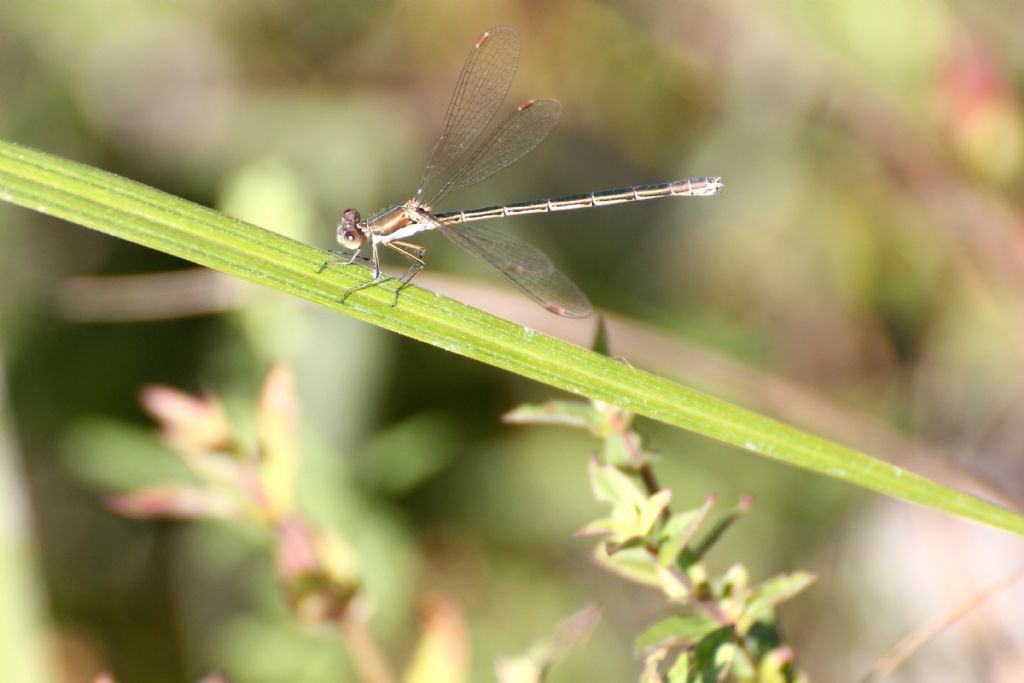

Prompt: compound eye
xmin=341 ymin=229 xmax=363 ymax=248
xmin=342 ymin=208 xmax=362 ymax=226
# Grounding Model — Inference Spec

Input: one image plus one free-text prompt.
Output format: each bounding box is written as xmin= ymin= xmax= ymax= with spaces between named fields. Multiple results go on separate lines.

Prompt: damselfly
xmin=320 ymin=25 xmax=722 ymax=317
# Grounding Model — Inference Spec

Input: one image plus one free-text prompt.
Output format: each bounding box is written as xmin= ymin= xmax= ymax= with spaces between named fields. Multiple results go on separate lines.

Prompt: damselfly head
xmin=337 ymin=208 xmax=365 ymax=249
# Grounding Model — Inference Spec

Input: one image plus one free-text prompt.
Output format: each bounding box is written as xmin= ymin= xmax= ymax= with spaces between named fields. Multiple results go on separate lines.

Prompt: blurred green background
xmin=3 ymin=0 xmax=1024 ymax=681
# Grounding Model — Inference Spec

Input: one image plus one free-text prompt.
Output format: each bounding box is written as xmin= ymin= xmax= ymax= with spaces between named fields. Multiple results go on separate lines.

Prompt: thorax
xmin=367 ymin=201 xmax=435 ymax=244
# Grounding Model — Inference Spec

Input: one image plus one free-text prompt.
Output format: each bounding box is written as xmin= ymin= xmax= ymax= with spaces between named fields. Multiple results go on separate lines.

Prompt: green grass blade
xmin=1 ymin=138 xmax=1021 ymax=535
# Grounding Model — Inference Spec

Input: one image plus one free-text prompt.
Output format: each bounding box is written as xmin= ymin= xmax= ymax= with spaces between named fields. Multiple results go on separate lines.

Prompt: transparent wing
xmin=437 ymin=221 xmax=592 ymax=318
xmin=416 ymin=26 xmax=519 ymax=201
xmin=425 ymin=98 xmax=561 ymax=208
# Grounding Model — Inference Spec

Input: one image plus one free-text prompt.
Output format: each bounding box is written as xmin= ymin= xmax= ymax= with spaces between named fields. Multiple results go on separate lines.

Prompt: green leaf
xmin=588 ymin=458 xmax=645 ymax=509
xmin=502 ymin=401 xmax=600 ymax=430
xmin=2 ymin=139 xmax=1023 ymax=536
xmin=690 ymin=496 xmax=752 ymax=560
xmin=592 ymin=544 xmax=659 ymax=587
xmin=599 ymin=430 xmax=653 ymax=469
xmin=584 ymin=464 xmax=670 ymax=544
xmin=636 ymin=489 xmax=673 ymax=538
xmin=575 ymin=516 xmax=621 ymax=538
xmin=664 ymin=651 xmax=691 ymax=683
xmin=737 ymin=572 xmax=816 ymax=637
xmin=657 ymin=496 xmax=715 ymax=567
xmin=636 ymin=614 xmax=722 ymax=654
xmin=357 ymin=413 xmax=458 ymax=494
xmin=717 ymin=564 xmax=751 ymax=601
xmin=757 ymin=647 xmax=798 ymax=683
xmin=60 ymin=419 xmax=196 ymax=491
xmin=601 ymin=435 xmax=635 ymax=468
xmin=691 ymin=628 xmax=737 ymax=683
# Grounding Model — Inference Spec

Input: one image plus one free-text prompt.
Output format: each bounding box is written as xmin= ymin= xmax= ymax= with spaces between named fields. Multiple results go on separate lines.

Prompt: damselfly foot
xmin=318 ymin=248 xmax=365 ymax=274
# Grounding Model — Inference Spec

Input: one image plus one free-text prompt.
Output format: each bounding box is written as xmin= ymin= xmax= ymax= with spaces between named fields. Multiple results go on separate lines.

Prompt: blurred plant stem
xmin=0 ymin=350 xmax=56 ymax=683
xmin=859 ymin=563 xmax=1024 ymax=683
xmin=338 ymin=615 xmax=396 ymax=683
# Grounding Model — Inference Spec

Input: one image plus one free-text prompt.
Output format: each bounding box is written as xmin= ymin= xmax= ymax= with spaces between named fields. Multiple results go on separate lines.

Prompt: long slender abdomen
xmin=434 ymin=176 xmax=722 ymax=225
